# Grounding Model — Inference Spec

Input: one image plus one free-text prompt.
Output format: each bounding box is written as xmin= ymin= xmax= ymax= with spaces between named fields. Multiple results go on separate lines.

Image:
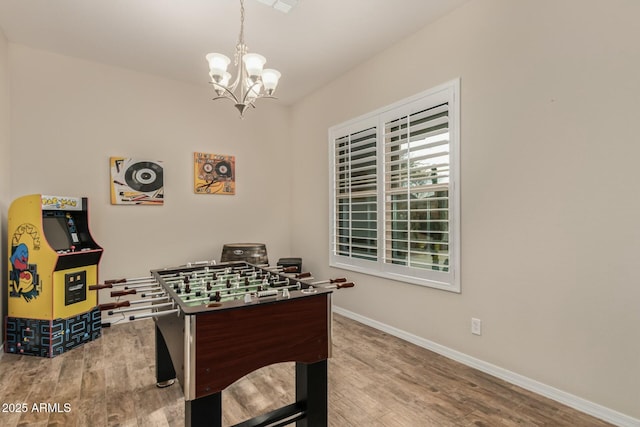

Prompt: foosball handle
xmin=89 ymin=283 xmax=114 ymax=291
xmin=330 ymin=278 xmax=348 ymax=283
xmin=336 ymin=282 xmax=355 ymax=289
xmin=295 ymin=272 xmax=312 ymax=279
xmin=104 ymin=278 xmax=127 ymax=285
xmin=98 ymin=301 xmax=131 ymax=310
xmin=110 ymin=289 xmax=137 ymax=297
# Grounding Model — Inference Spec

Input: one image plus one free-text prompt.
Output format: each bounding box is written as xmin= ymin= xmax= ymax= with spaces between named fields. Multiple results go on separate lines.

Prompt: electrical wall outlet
xmin=471 ymin=318 xmax=482 ymax=335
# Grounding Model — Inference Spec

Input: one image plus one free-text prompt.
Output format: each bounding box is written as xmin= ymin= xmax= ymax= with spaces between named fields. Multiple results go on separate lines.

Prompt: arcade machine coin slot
xmin=65 ymin=271 xmax=87 ymax=306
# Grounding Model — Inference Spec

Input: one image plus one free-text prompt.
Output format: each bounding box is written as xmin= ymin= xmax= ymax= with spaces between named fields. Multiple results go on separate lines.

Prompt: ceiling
xmin=0 ymin=0 xmax=469 ymax=105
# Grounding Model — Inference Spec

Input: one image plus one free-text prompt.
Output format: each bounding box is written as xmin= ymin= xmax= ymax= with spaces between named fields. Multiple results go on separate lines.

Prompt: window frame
xmin=328 ymin=79 xmax=460 ymax=292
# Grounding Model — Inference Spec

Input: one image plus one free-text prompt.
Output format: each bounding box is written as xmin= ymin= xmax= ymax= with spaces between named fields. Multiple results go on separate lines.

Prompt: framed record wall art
xmin=194 ymin=152 xmax=236 ymax=195
xmin=110 ymin=157 xmax=164 ymax=205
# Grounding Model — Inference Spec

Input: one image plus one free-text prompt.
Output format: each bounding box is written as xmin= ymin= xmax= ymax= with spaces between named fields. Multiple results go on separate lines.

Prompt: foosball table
xmin=101 ymin=261 xmax=354 ymax=427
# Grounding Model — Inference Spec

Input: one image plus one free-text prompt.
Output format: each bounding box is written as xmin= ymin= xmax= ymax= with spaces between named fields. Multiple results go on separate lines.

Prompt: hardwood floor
xmin=0 ymin=314 xmax=613 ymax=426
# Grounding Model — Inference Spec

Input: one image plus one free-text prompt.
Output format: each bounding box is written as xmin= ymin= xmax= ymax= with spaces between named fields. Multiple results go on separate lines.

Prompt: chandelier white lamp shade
xmin=206 ymin=0 xmax=281 ymax=117
xmin=261 ymin=69 xmax=281 ymax=94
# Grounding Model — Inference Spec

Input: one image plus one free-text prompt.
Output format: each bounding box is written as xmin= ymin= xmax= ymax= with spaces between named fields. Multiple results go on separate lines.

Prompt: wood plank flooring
xmin=0 ymin=314 xmax=613 ymax=426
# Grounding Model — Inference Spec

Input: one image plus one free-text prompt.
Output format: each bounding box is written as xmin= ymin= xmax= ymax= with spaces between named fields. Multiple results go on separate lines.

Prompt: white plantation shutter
xmin=333 ymin=125 xmax=378 ymax=262
xmin=330 ymin=79 xmax=460 ymax=292
xmin=383 ymin=103 xmax=450 ymax=272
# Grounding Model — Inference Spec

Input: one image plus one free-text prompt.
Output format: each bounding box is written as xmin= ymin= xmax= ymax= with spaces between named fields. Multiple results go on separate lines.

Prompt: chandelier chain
xmin=238 ymin=0 xmax=245 ymax=46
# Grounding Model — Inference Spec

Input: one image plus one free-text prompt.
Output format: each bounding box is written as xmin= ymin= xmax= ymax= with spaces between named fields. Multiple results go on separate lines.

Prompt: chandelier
xmin=206 ymin=0 xmax=281 ymax=117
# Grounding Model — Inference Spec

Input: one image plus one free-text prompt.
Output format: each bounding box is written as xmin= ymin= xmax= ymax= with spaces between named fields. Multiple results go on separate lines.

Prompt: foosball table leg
xmin=155 ymin=325 xmax=176 ymax=387
xmin=296 ymin=360 xmax=328 ymax=427
xmin=185 ymin=392 xmax=222 ymax=427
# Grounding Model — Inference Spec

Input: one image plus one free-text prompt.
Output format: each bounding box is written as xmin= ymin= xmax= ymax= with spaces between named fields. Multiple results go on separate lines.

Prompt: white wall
xmin=290 ymin=0 xmax=640 ymax=421
xmin=0 ymin=29 xmax=10 ymax=345
xmin=8 ymin=44 xmax=293 ymax=280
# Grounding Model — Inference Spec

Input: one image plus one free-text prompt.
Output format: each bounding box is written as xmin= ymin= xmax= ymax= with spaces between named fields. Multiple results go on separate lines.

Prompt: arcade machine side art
xmin=110 ymin=157 xmax=164 ymax=205
xmin=5 ymin=194 xmax=104 ymax=357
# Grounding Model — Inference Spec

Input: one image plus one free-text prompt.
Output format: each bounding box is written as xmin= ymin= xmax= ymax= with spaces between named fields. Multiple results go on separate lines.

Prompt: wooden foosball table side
xmin=155 ymin=291 xmax=332 ymax=427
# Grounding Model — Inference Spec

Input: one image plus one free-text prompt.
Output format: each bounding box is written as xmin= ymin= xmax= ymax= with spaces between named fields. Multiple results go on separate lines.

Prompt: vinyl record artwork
xmin=194 ymin=152 xmax=235 ymax=195
xmin=110 ymin=157 xmax=164 ymax=205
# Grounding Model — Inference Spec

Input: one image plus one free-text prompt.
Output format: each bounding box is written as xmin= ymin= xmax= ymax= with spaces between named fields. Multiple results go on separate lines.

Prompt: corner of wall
xmin=0 ymin=29 xmax=11 ymax=350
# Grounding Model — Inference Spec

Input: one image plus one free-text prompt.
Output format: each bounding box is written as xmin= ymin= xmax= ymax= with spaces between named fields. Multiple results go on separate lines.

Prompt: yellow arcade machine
xmin=5 ymin=194 xmax=103 ymax=357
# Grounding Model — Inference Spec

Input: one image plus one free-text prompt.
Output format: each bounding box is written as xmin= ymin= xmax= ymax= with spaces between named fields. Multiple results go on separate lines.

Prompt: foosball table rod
xmin=107 ymin=302 xmax=174 ymax=316
xmin=316 ymin=282 xmax=355 ymax=290
xmin=128 ymin=296 xmax=169 ymax=304
xmin=121 ymin=281 xmax=159 ymax=289
xmin=129 ymin=308 xmax=180 ymax=321
xmin=312 ymin=278 xmax=347 ymax=285
xmin=104 ymin=276 xmax=154 ymax=285
xmin=110 ymin=287 xmax=162 ymax=297
xmin=110 ymin=289 xmax=137 ymax=297
xmin=261 ymin=265 xmax=298 ymax=274
xmin=278 ymin=271 xmax=313 ymax=280
xmin=123 ymin=285 xmax=161 ymax=293
xmin=141 ymin=291 xmax=167 ymax=298
xmin=182 ymin=260 xmax=216 ymax=268
xmin=98 ymin=301 xmax=131 ymax=310
xmin=89 ymin=279 xmax=155 ymax=291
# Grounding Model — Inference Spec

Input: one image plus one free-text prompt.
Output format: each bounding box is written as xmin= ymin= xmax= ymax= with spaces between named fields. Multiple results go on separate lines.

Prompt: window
xmin=329 ymin=79 xmax=460 ymax=292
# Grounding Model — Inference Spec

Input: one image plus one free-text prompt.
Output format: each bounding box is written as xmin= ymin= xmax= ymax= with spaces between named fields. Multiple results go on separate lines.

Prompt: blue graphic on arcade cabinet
xmin=50 ymin=309 xmax=102 ymax=356
xmin=5 ymin=308 xmax=102 ymax=357
xmin=4 ymin=317 xmax=47 ymax=356
xmin=9 ymin=243 xmax=41 ymax=302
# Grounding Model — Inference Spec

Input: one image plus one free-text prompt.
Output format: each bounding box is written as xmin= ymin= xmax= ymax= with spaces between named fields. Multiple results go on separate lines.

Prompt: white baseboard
xmin=333 ymin=306 xmax=639 ymax=427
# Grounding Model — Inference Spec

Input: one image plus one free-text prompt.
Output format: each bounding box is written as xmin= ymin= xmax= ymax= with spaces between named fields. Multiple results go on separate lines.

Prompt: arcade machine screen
xmin=43 ymin=212 xmax=79 ymax=252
